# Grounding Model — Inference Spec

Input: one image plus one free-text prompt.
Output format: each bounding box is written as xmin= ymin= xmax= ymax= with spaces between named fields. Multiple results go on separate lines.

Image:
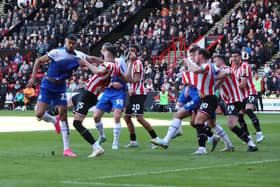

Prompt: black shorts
xmin=72 ymin=89 xmax=98 ymax=115
xmin=225 ymin=102 xmax=243 ymax=116
xmin=198 ymin=95 xmax=218 ymax=119
xmin=244 ymin=95 xmax=257 ymax=105
xmin=218 ymin=97 xmax=227 ymax=115
xmin=125 ymin=95 xmax=146 ymax=115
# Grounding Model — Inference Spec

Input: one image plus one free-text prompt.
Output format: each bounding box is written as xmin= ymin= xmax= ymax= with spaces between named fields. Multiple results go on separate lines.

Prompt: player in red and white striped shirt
xmin=71 ymin=43 xmax=132 ymax=158
xmin=127 ymin=59 xmax=146 ymax=95
xmin=231 ymin=50 xmax=264 ymax=143
xmin=185 ymin=48 xmax=221 ymax=155
xmin=186 ymin=48 xmax=235 ymax=155
xmin=124 ymin=44 xmax=161 ymax=148
xmin=214 ymin=55 xmax=257 ymax=152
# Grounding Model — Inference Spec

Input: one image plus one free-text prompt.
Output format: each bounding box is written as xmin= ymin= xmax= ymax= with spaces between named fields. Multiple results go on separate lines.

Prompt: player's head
xmin=128 ymin=44 xmax=138 ymax=54
xmin=213 ymin=54 xmax=226 ymax=67
xmin=65 ymin=34 xmax=78 ymax=53
xmin=188 ymin=44 xmax=200 ymax=62
xmin=195 ymin=48 xmax=210 ymax=65
xmin=101 ymin=42 xmax=112 ymax=57
xmin=231 ymin=49 xmax=242 ymax=66
xmin=103 ymin=42 xmax=118 ymax=60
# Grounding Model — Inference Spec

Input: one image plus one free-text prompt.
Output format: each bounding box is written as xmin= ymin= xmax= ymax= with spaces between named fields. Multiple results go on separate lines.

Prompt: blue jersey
xmin=41 ymin=47 xmax=87 ymax=93
xmin=38 ymin=48 xmax=87 ymax=106
xmin=182 ymin=85 xmax=200 ymax=112
xmin=96 ymin=58 xmax=127 ymax=112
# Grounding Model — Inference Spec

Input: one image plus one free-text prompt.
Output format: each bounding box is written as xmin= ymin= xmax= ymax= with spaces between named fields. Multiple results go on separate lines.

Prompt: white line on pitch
xmin=61 ymin=159 xmax=280 ymax=186
xmin=62 ymin=181 xmax=179 ymax=187
xmin=92 ymin=159 xmax=280 ymax=180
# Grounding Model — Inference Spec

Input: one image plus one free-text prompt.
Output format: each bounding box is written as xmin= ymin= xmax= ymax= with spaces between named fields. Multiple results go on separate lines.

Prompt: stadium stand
xmin=0 ymin=0 xmax=279 ymax=110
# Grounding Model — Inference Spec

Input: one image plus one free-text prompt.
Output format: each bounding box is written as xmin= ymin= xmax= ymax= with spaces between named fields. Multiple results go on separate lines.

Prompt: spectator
xmin=13 ymin=90 xmax=25 ymax=111
xmin=23 ymin=86 xmax=36 ymax=110
xmin=0 ymin=78 xmax=8 ymax=109
xmin=145 ymin=78 xmax=154 ymax=92
xmin=18 ymin=60 xmax=30 ymax=75
xmin=263 ymin=64 xmax=271 ymax=77
xmin=154 ymin=85 xmax=176 ymax=112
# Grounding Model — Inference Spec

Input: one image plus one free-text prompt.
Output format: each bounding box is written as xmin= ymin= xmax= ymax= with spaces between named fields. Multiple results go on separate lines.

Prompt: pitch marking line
xmin=0 ymin=117 xmax=190 ymax=132
xmin=62 ymin=181 xmax=178 ymax=187
xmin=61 ymin=159 xmax=280 ymax=186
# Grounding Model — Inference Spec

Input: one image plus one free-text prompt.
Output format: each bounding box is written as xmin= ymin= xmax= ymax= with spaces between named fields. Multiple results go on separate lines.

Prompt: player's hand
xmin=26 ymin=78 xmax=35 ymax=88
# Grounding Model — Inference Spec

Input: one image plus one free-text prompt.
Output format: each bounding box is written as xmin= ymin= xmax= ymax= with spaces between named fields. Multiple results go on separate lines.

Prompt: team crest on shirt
xmin=134 ymin=64 xmax=140 ymax=72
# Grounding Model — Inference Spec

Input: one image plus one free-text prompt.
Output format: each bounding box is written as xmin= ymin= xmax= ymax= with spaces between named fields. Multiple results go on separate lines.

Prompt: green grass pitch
xmin=0 ymin=111 xmax=279 ymax=187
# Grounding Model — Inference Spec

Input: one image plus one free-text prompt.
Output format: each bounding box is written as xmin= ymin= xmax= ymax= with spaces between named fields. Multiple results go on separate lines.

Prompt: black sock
xmin=149 ymin=129 xmax=157 ymax=139
xmin=196 ymin=124 xmax=207 ymax=147
xmin=204 ymin=126 xmax=213 ymax=138
xmin=238 ymin=114 xmax=249 ymax=136
xmin=231 ymin=126 xmax=249 ymax=143
xmin=73 ymin=120 xmax=96 ymax=145
xmin=245 ymin=109 xmax=261 ymax=132
xmin=130 ymin=133 xmax=136 ymax=141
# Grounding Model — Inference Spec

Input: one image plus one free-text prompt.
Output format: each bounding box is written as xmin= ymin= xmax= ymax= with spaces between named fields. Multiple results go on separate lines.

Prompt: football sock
xmin=41 ymin=112 xmax=56 ymax=124
xmin=92 ymin=142 xmax=101 ymax=150
xmin=60 ymin=121 xmax=70 ymax=151
xmin=204 ymin=126 xmax=213 ymax=138
xmin=238 ymin=114 xmax=249 ymax=136
xmin=196 ymin=124 xmax=207 ymax=147
xmin=113 ymin=123 xmax=121 ymax=145
xmin=245 ymin=109 xmax=261 ymax=132
xmin=213 ymin=124 xmax=233 ymax=147
xmin=95 ymin=121 xmax=105 ymax=138
xmin=130 ymin=133 xmax=136 ymax=141
xmin=164 ymin=118 xmax=181 ymax=144
xmin=231 ymin=126 xmax=249 ymax=143
xmin=149 ymin=129 xmax=158 ymax=139
xmin=73 ymin=120 xmax=96 ymax=145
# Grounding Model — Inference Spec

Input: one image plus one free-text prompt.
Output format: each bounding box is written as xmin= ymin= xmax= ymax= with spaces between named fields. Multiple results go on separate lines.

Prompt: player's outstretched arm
xmin=216 ymin=68 xmax=230 ymax=80
xmin=86 ymin=55 xmax=104 ymax=65
xmin=80 ymin=59 xmax=106 ymax=74
xmin=26 ymin=55 xmax=50 ymax=87
xmin=119 ymin=51 xmax=136 ymax=82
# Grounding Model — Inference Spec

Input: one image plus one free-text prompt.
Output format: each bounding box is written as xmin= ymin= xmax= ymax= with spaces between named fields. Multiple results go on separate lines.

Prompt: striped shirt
xmin=128 ymin=60 xmax=146 ymax=95
xmin=181 ymin=71 xmax=198 ymax=86
xmin=233 ymin=62 xmax=256 ymax=98
xmin=219 ymin=66 xmax=243 ymax=104
xmin=196 ymin=62 xmax=218 ymax=97
xmin=86 ymin=62 xmax=121 ymax=96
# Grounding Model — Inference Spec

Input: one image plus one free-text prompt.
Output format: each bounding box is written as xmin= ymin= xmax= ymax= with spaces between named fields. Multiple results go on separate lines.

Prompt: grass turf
xmin=0 ymin=112 xmax=279 ymax=187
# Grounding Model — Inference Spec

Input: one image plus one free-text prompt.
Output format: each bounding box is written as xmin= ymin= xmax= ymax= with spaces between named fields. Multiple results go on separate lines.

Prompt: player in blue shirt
xmin=151 ymin=83 xmax=200 ymax=149
xmin=26 ymin=34 xmax=99 ymax=157
xmin=93 ymin=43 xmax=127 ymax=150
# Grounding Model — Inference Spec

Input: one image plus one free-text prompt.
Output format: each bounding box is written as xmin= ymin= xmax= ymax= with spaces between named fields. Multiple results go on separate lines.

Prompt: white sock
xmin=113 ymin=123 xmax=121 ymax=145
xmin=60 ymin=121 xmax=70 ymax=151
xmin=175 ymin=125 xmax=182 ymax=134
xmin=92 ymin=142 xmax=101 ymax=150
xmin=164 ymin=118 xmax=181 ymax=144
xmin=95 ymin=121 xmax=105 ymax=138
xmin=213 ymin=124 xmax=233 ymax=147
xmin=41 ymin=112 xmax=56 ymax=124
xmin=248 ymin=140 xmax=256 ymax=147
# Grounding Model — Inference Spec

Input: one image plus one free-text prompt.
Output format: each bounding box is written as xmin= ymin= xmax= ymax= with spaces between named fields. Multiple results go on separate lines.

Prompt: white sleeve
xmin=47 ymin=49 xmax=59 ymax=60
xmin=75 ymin=50 xmax=89 ymax=60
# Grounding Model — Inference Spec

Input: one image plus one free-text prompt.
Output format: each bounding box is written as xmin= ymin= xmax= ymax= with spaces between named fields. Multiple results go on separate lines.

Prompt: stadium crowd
xmin=0 ymin=0 xmax=280 ymax=110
